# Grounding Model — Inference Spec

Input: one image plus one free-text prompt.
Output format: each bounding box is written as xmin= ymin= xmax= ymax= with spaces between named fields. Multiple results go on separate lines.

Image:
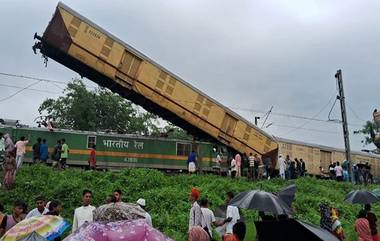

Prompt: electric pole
xmin=335 ymin=69 xmax=353 ymax=183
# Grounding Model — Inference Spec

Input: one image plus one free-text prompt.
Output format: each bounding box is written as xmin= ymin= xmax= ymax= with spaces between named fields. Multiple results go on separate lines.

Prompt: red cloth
xmin=355 ymin=218 xmax=373 ymax=241
xmin=224 ymin=234 xmax=238 ymax=241
xmin=373 ymin=234 xmax=380 ymax=241
xmin=188 ymin=226 xmax=209 ymax=241
xmin=191 ymin=188 xmax=200 ymax=200
xmin=89 ymin=149 xmax=96 ymax=167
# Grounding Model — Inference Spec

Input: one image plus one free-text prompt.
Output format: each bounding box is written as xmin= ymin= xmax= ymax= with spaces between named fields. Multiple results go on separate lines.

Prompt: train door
xmin=320 ymin=150 xmax=332 ymax=171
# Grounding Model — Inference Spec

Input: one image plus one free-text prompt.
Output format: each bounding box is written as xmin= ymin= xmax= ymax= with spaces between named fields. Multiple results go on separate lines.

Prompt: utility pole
xmin=335 ymin=69 xmax=353 ymax=183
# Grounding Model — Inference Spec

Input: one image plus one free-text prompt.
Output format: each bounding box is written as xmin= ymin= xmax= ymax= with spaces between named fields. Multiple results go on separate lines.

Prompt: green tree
xmin=38 ymin=79 xmax=159 ymax=134
xmin=355 ymin=120 xmax=380 ymax=153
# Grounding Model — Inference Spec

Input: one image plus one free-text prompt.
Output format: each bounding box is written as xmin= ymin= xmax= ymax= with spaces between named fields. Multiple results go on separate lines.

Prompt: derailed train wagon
xmin=33 ymin=3 xmax=278 ymax=164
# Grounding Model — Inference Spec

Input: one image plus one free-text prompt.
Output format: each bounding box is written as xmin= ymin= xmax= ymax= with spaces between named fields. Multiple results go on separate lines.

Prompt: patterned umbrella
xmin=0 ymin=215 xmax=70 ymax=241
xmin=19 ymin=232 xmax=47 ymax=241
xmin=93 ymin=202 xmax=145 ymax=222
xmin=63 ymin=219 xmax=173 ymax=241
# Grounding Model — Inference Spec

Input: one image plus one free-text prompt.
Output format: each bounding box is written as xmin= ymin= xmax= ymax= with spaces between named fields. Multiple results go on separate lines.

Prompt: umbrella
xmin=344 ymin=190 xmax=380 ymax=204
xmin=373 ymin=188 xmax=380 ymax=198
xmin=255 ymin=219 xmax=339 ymax=241
xmin=63 ymin=219 xmax=173 ymax=241
xmin=230 ymin=190 xmax=292 ymax=215
xmin=19 ymin=232 xmax=47 ymax=241
xmin=93 ymin=202 xmax=146 ymax=222
xmin=278 ymin=184 xmax=297 ymax=208
xmin=0 ymin=215 xmax=70 ymax=241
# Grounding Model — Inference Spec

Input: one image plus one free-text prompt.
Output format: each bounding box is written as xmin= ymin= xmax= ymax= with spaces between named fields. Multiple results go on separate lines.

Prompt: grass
xmin=0 ymin=165 xmax=379 ymax=241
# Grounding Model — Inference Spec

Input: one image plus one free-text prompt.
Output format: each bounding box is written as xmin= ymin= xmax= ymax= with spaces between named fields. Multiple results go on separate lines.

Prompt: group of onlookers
xmin=278 ymin=154 xmax=306 ymax=180
xmin=318 ymin=161 xmax=373 ymax=185
xmin=188 ymin=188 xmax=245 ymax=241
xmin=0 ymin=189 xmax=152 ymax=239
xmin=0 ymin=133 xmax=72 ymax=190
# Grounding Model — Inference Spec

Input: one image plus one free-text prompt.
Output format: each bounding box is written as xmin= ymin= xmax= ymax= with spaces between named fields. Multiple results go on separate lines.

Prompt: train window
xmin=87 ymin=136 xmax=96 ymax=149
xmin=176 ymin=143 xmax=191 ymax=156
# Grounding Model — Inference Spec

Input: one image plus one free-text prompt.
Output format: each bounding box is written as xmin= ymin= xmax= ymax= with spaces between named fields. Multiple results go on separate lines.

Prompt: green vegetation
xmin=1 ymin=165 xmax=379 ymax=241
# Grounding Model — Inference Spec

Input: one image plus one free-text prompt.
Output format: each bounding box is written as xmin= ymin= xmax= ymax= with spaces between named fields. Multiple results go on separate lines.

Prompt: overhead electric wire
xmin=0 ymin=71 xmax=363 ymax=128
xmin=0 ymin=83 xmax=61 ymax=94
xmin=0 ymin=80 xmax=42 ymax=102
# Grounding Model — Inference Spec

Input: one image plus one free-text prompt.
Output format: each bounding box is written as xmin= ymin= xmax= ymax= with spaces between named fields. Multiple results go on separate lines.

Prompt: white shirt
xmin=189 ymin=201 xmax=202 ymax=230
xmin=226 ymin=205 xmax=240 ymax=234
xmin=201 ymin=207 xmax=216 ymax=237
xmin=72 ymin=205 xmax=96 ymax=232
xmin=145 ymin=212 xmax=152 ymax=226
xmin=279 ymin=157 xmax=286 ymax=172
xmin=230 ymin=159 xmax=237 ymax=171
xmin=335 ymin=166 xmax=343 ymax=177
xmin=25 ymin=207 xmax=49 ymax=219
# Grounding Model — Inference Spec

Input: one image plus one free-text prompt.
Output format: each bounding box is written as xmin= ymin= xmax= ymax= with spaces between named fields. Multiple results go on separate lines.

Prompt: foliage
xmin=38 ymin=79 xmax=160 ymax=134
xmin=1 ymin=166 xmax=379 ymax=241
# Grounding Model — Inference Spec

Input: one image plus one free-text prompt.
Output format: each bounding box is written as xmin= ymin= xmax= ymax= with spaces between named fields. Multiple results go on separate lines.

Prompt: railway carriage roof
xmin=276 ymin=136 xmax=380 ymax=158
xmin=55 ymin=2 xmax=276 ymax=143
xmin=0 ymin=124 xmax=212 ymax=144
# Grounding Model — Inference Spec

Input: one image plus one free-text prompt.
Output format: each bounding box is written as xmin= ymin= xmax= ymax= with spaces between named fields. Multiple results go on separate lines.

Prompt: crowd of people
xmin=0 ymin=189 xmax=152 ymax=240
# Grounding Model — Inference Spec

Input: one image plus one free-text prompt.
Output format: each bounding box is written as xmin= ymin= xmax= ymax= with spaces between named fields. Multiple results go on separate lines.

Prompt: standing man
xmin=253 ymin=154 xmax=261 ymax=180
xmin=32 ymin=138 xmax=42 ymax=163
xmin=230 ymin=157 xmax=237 ymax=178
xmin=113 ymin=189 xmax=123 ymax=202
xmin=60 ymin=139 xmax=69 ymax=170
xmin=187 ymin=150 xmax=197 ymax=174
xmin=285 ymin=155 xmax=291 ymax=179
xmin=39 ymin=139 xmax=49 ymax=164
xmin=136 ymin=198 xmax=152 ymax=226
xmin=235 ymin=153 xmax=241 ymax=177
xmin=334 ymin=162 xmax=343 ymax=182
xmin=0 ymin=133 xmax=5 ymax=155
xmin=14 ymin=136 xmax=28 ymax=169
xmin=72 ymin=190 xmax=96 ymax=233
xmin=263 ymin=155 xmax=272 ymax=179
xmin=200 ymin=198 xmax=216 ymax=238
xmin=224 ymin=192 xmax=240 ymax=235
xmin=279 ymin=155 xmax=286 ymax=180
xmin=88 ymin=145 xmax=96 ymax=170
xmin=52 ymin=140 xmax=62 ymax=168
xmin=300 ymin=159 xmax=306 ymax=176
xmin=25 ymin=196 xmax=48 ymax=218
xmin=188 ymin=187 xmax=202 ymax=230
xmin=248 ymin=153 xmax=255 ymax=180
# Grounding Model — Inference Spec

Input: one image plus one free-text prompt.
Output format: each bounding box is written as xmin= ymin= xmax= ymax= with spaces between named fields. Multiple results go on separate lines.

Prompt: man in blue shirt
xmin=187 ymin=150 xmax=197 ymax=174
xmin=39 ymin=139 xmax=49 ymax=163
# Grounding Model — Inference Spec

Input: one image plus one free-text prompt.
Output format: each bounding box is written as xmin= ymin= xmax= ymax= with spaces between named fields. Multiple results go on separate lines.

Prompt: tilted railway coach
xmin=33 ymin=2 xmax=278 ymax=163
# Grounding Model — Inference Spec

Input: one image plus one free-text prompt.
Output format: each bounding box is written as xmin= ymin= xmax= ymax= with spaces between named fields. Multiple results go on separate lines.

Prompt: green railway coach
xmin=0 ymin=125 xmax=230 ymax=171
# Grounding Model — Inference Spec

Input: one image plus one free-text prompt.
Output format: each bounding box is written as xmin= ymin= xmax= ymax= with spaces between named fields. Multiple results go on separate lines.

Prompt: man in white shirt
xmin=230 ymin=158 xmax=237 ymax=178
xmin=225 ymin=192 xmax=240 ymax=234
xmin=72 ymin=190 xmax=96 ymax=233
xmin=26 ymin=196 xmax=48 ymax=219
xmin=334 ymin=162 xmax=344 ymax=182
xmin=279 ymin=155 xmax=286 ymax=180
xmin=200 ymin=198 xmax=216 ymax=238
xmin=137 ymin=198 xmax=152 ymax=226
xmin=189 ymin=187 xmax=202 ymax=230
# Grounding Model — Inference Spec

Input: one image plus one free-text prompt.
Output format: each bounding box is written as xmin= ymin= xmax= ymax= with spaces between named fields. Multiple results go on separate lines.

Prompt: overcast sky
xmin=1 ymin=0 xmax=379 ymax=152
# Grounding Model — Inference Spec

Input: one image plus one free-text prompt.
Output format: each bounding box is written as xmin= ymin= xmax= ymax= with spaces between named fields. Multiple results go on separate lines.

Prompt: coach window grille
xmin=176 ymin=143 xmax=191 ymax=156
xmin=87 ymin=136 xmax=96 ymax=149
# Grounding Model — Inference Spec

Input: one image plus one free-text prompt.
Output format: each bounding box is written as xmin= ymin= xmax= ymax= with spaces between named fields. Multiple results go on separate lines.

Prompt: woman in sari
xmin=355 ymin=209 xmax=372 ymax=241
xmin=3 ymin=154 xmax=16 ymax=190
xmin=331 ymin=207 xmax=345 ymax=241
xmin=4 ymin=134 xmax=14 ymax=157
xmin=188 ymin=226 xmax=210 ymax=241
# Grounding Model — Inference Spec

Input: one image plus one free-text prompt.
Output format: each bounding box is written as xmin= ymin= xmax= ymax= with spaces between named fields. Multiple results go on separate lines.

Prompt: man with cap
xmin=189 ymin=187 xmax=202 ymax=230
xmin=137 ymin=198 xmax=152 ymax=226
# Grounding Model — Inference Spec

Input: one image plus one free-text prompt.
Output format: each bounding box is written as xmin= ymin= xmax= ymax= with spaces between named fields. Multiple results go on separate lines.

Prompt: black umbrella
xmin=344 ymin=190 xmax=380 ymax=204
xmin=278 ymin=184 xmax=296 ymax=208
xmin=230 ymin=190 xmax=292 ymax=215
xmin=255 ymin=219 xmax=339 ymax=241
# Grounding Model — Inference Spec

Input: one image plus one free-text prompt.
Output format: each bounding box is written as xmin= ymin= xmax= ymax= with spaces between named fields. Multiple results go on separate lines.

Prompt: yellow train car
xmin=277 ymin=137 xmax=380 ymax=178
xmin=34 ymin=3 xmax=278 ymax=160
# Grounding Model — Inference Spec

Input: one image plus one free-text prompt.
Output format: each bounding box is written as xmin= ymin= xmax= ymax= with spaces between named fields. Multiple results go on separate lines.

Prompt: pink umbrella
xmin=63 ymin=219 xmax=173 ymax=241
